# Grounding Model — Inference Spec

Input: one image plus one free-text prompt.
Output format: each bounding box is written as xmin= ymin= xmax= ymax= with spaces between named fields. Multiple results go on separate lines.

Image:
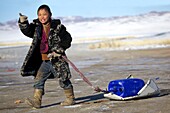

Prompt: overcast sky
xmin=1 ymin=0 xmax=170 ymax=22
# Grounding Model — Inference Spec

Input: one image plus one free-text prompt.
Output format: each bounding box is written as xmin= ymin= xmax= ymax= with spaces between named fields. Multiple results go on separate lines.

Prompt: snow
xmin=1 ymin=11 xmax=170 ymax=50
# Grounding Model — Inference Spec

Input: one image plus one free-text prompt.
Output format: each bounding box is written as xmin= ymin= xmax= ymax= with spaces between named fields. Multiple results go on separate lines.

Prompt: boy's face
xmin=38 ymin=9 xmax=50 ymax=24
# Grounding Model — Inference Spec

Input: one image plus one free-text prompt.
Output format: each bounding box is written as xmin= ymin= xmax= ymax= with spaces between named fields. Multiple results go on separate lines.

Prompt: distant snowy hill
xmin=63 ymin=11 xmax=170 ymax=39
xmin=0 ymin=11 xmax=170 ymax=45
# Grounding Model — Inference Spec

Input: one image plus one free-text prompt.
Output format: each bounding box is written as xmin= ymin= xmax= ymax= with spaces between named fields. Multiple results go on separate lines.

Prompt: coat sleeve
xmin=59 ymin=24 xmax=72 ymax=50
xmin=18 ymin=19 xmax=36 ymax=38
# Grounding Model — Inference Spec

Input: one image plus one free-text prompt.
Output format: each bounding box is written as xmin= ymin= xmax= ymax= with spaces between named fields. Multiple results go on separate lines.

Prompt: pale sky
xmin=1 ymin=0 xmax=170 ymax=22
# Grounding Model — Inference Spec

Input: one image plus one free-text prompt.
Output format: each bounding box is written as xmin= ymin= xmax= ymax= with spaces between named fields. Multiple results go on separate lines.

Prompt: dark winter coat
xmin=18 ymin=19 xmax=72 ymax=78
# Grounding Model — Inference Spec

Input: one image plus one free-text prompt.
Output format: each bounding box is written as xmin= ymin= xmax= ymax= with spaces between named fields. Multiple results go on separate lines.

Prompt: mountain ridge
xmin=1 ymin=11 xmax=170 ymax=31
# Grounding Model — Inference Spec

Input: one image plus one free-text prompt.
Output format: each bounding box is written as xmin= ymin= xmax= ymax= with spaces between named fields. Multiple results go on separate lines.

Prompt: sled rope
xmin=62 ymin=56 xmax=107 ymax=93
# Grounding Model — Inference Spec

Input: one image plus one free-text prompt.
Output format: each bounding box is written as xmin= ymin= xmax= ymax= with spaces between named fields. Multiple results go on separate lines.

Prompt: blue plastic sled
xmin=104 ymin=75 xmax=160 ymax=100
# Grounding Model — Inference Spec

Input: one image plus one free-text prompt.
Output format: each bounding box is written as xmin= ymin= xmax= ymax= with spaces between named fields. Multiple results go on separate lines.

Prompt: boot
xmin=25 ymin=89 xmax=43 ymax=109
xmin=60 ymin=87 xmax=75 ymax=106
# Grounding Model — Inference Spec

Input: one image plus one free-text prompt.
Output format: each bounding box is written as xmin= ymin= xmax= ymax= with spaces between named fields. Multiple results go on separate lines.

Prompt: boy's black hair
xmin=37 ymin=4 xmax=52 ymax=16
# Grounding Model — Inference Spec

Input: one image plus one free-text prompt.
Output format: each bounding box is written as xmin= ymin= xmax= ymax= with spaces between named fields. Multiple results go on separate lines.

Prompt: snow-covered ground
xmin=1 ymin=11 xmax=170 ymax=50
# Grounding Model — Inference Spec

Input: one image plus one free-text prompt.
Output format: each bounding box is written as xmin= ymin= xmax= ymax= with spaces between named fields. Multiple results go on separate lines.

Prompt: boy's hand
xmin=47 ymin=52 xmax=61 ymax=60
xmin=19 ymin=13 xmax=28 ymax=23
